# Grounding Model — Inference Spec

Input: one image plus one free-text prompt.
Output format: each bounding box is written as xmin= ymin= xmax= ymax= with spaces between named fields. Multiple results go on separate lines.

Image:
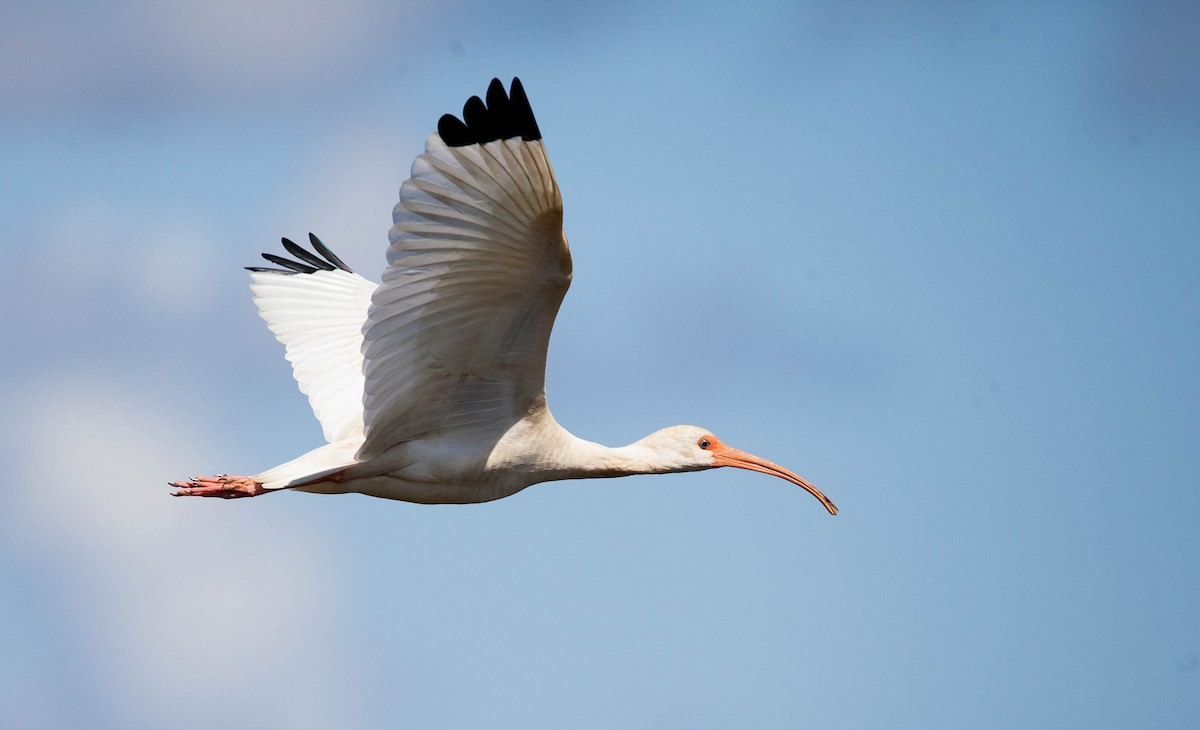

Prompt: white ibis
xmin=171 ymin=78 xmax=837 ymax=516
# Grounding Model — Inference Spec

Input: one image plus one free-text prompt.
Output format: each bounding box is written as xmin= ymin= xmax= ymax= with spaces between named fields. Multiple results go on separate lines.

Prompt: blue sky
xmin=1 ymin=1 xmax=1198 ymax=728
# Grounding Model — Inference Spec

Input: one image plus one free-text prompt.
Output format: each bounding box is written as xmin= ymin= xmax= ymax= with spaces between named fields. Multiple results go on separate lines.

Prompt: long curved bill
xmin=712 ymin=444 xmax=838 ymax=516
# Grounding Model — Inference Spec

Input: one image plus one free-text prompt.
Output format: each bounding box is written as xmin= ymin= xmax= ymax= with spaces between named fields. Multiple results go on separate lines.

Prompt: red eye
xmin=698 ymin=438 xmax=711 ymax=450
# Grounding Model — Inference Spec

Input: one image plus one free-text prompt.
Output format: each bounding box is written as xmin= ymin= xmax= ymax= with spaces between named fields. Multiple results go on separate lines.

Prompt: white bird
xmin=171 ymin=78 xmax=837 ymax=516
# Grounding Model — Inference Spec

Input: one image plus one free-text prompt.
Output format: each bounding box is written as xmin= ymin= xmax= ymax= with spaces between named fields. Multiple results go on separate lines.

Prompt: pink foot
xmin=170 ymin=474 xmax=266 ymax=499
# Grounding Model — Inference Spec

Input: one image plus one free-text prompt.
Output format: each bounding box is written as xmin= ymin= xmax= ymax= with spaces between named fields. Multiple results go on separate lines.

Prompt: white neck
xmin=558 ymin=437 xmax=668 ymax=478
xmin=487 ymin=406 xmax=709 ymax=487
xmin=525 ymin=422 xmax=704 ymax=483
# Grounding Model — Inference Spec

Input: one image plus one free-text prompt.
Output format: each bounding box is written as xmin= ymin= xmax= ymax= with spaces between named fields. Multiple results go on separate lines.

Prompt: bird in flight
xmin=171 ymin=78 xmax=837 ymax=516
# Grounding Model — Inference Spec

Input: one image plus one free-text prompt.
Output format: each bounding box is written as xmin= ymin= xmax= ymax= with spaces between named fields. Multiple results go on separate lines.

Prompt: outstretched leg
xmin=170 ymin=475 xmax=268 ymax=499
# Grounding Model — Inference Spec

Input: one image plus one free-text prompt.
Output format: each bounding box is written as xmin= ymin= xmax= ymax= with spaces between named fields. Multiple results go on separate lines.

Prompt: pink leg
xmin=170 ymin=474 xmax=267 ymax=499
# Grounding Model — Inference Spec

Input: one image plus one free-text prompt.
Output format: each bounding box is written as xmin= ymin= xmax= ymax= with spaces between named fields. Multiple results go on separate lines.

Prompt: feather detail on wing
xmin=248 ymin=235 xmax=377 ymax=444
xmin=358 ymin=78 xmax=570 ymax=460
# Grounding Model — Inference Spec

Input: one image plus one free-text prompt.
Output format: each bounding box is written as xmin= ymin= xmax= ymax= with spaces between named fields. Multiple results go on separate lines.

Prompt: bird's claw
xmin=170 ymin=475 xmax=265 ymax=499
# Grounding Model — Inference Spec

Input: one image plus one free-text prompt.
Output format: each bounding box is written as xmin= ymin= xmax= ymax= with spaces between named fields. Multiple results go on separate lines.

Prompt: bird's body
xmin=172 ymin=78 xmax=837 ymax=516
xmin=255 ymin=409 xmax=710 ymax=505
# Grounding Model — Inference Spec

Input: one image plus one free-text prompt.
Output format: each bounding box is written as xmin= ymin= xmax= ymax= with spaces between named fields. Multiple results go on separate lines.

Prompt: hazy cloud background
xmin=2 ymin=1 xmax=1197 ymax=728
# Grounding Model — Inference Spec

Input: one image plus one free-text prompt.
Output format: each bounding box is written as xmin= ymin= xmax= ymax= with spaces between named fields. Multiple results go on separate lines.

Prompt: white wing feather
xmin=358 ymin=133 xmax=570 ymax=459
xmin=250 ymin=268 xmax=376 ymax=444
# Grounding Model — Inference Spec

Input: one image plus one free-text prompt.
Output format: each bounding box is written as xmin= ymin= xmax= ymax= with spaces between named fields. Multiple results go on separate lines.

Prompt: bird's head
xmin=640 ymin=425 xmax=838 ymax=515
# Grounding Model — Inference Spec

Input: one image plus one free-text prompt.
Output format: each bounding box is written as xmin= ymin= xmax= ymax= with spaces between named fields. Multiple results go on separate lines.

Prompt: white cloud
xmin=262 ymin=117 xmax=418 ymax=275
xmin=0 ymin=676 xmax=63 ymax=730
xmin=133 ymin=224 xmax=220 ymax=313
xmin=0 ymin=1 xmax=428 ymax=109
xmin=1 ymin=379 xmax=355 ymax=727
xmin=17 ymin=198 xmax=223 ymax=317
xmin=17 ymin=194 xmax=234 ymax=319
xmin=157 ymin=0 xmax=381 ymax=85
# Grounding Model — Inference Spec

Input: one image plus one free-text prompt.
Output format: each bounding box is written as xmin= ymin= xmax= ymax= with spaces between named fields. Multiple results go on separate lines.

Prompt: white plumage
xmin=250 ymin=265 xmax=375 ymax=443
xmin=172 ymin=78 xmax=837 ymax=516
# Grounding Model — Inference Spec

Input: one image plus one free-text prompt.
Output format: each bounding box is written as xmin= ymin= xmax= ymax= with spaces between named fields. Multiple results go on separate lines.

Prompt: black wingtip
xmin=437 ymin=114 xmax=472 ymax=146
xmin=262 ymin=252 xmax=318 ymax=274
xmin=282 ymin=236 xmax=336 ymax=271
xmin=508 ymin=77 xmax=541 ymax=142
xmin=437 ymin=77 xmax=542 ymax=148
xmin=246 ymin=235 xmax=355 ymax=276
xmin=307 ymin=233 xmax=352 ymax=273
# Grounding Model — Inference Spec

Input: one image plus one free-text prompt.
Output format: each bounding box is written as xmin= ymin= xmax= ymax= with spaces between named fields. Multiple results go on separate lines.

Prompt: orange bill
xmin=712 ymin=443 xmax=838 ymax=516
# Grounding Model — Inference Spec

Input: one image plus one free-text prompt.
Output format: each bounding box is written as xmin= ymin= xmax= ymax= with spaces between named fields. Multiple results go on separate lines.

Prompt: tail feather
xmin=254 ymin=440 xmax=360 ymax=490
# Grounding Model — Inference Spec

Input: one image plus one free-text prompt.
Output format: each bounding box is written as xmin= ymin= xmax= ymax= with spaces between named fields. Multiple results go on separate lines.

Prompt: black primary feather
xmin=437 ymin=77 xmax=542 ymax=148
xmin=282 ymin=237 xmax=335 ymax=271
xmin=245 ymin=235 xmax=355 ymax=275
xmin=262 ymin=253 xmax=317 ymax=274
xmin=307 ymin=233 xmax=352 ymax=272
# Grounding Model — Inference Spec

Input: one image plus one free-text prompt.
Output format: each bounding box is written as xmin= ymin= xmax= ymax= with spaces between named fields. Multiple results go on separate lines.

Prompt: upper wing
xmin=357 ymin=78 xmax=571 ymax=459
xmin=248 ymin=234 xmax=376 ymax=444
